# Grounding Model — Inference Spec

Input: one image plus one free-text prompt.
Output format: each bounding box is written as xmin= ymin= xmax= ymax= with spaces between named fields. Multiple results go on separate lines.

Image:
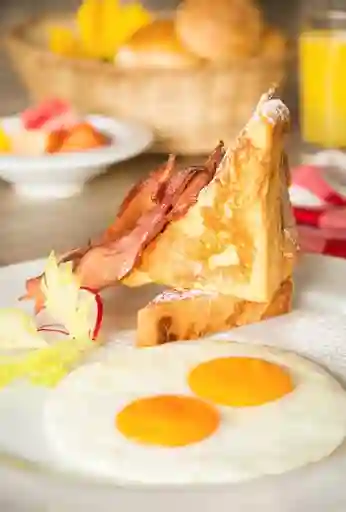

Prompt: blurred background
xmin=0 ymin=0 xmax=300 ymax=119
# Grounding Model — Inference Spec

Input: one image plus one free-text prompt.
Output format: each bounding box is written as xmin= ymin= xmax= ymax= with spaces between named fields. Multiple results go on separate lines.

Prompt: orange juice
xmin=299 ymin=29 xmax=346 ymax=148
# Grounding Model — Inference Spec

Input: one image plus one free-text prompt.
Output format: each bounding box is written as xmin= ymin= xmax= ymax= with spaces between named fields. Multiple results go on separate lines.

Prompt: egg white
xmin=43 ymin=341 xmax=346 ymax=484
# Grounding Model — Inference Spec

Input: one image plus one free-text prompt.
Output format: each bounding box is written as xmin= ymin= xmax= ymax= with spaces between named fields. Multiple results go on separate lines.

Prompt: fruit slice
xmin=10 ymin=130 xmax=48 ymax=156
xmin=21 ymin=99 xmax=71 ymax=131
xmin=45 ymin=129 xmax=68 ymax=153
xmin=57 ymin=122 xmax=109 ymax=152
xmin=0 ymin=127 xmax=11 ymax=152
xmin=42 ymin=111 xmax=80 ymax=133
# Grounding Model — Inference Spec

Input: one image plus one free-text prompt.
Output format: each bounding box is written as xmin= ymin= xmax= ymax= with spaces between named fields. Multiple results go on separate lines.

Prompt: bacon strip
xmin=101 ymin=154 xmax=176 ymax=243
xmin=22 ymin=143 xmax=225 ymax=310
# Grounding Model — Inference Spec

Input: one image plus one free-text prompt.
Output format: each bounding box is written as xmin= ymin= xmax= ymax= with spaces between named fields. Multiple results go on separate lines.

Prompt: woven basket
xmin=5 ymin=16 xmax=286 ymax=155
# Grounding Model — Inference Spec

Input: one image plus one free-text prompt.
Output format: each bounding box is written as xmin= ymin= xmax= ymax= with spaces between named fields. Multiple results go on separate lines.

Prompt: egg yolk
xmin=116 ymin=394 xmax=220 ymax=447
xmin=188 ymin=357 xmax=293 ymax=407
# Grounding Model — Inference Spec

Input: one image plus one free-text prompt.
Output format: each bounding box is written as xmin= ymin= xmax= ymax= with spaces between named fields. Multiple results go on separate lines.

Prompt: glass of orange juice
xmin=299 ymin=10 xmax=346 ymax=149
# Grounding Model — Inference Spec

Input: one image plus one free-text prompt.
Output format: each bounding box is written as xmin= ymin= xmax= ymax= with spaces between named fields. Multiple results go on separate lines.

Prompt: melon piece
xmin=21 ymin=98 xmax=72 ymax=131
xmin=58 ymin=122 xmax=109 ymax=152
xmin=11 ymin=130 xmax=48 ymax=156
xmin=45 ymin=129 xmax=68 ymax=153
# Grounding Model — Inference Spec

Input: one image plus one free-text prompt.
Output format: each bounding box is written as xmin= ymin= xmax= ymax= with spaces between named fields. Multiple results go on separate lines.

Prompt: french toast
xmin=123 ymin=91 xmax=298 ymax=302
xmin=137 ymin=278 xmax=293 ymax=347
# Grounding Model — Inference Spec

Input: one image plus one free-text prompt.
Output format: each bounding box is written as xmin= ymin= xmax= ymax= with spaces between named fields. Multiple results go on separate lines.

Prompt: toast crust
xmin=137 ymin=278 xmax=293 ymax=347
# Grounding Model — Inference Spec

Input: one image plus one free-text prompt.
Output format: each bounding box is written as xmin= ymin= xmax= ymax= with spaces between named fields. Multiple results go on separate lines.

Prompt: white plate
xmin=0 ymin=115 xmax=153 ymax=199
xmin=1 ymin=254 xmax=346 ymax=511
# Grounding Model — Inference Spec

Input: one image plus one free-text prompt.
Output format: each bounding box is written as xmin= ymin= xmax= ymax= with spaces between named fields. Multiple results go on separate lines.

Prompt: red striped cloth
xmin=291 ymin=158 xmax=346 ymax=258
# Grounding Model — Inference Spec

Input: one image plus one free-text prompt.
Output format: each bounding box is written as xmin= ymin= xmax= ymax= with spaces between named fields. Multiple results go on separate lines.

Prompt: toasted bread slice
xmin=137 ymin=278 xmax=293 ymax=347
xmin=124 ymin=91 xmax=298 ymax=302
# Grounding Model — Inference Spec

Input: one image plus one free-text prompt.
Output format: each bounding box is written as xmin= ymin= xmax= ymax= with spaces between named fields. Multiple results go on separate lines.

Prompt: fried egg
xmin=43 ymin=341 xmax=346 ymax=484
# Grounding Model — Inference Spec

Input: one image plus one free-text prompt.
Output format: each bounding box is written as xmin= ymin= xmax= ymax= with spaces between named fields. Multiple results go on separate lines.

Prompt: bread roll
xmin=114 ymin=19 xmax=202 ymax=69
xmin=175 ymin=0 xmax=263 ymax=63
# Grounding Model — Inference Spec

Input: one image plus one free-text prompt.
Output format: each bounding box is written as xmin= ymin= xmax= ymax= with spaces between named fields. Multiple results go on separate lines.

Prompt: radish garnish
xmin=37 ymin=325 xmax=69 ymax=335
xmin=81 ymin=287 xmax=103 ymax=340
xmin=40 ymin=252 xmax=103 ymax=340
xmin=36 ymin=308 xmax=69 ymax=339
xmin=37 ymin=326 xmax=70 ymax=344
xmin=0 ymin=251 xmax=104 ymax=389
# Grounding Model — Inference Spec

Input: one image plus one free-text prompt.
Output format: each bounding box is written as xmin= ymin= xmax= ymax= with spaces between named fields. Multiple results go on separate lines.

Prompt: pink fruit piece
xmin=21 ymin=98 xmax=72 ymax=131
xmin=43 ymin=112 xmax=80 ymax=133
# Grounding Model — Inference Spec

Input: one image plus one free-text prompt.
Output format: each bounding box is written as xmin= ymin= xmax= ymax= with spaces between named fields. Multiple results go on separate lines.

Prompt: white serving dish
xmin=0 ymin=114 xmax=153 ymax=199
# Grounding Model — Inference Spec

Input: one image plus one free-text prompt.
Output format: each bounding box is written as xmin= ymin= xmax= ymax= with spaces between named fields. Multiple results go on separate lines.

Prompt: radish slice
xmin=81 ymin=287 xmax=103 ymax=340
xmin=42 ymin=111 xmax=80 ymax=132
xmin=36 ymin=287 xmax=103 ymax=342
xmin=39 ymin=252 xmax=104 ymax=340
xmin=37 ymin=328 xmax=70 ymax=344
xmin=37 ymin=324 xmax=69 ymax=333
xmin=36 ymin=308 xmax=69 ymax=336
xmin=0 ymin=254 xmax=104 ymax=388
xmin=36 ymin=309 xmax=69 ymax=344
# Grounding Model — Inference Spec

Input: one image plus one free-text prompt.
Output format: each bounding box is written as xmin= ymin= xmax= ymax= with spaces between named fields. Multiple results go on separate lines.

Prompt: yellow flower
xmin=48 ymin=26 xmax=82 ymax=57
xmin=77 ymin=0 xmax=152 ymax=60
xmin=0 ymin=251 xmax=102 ymax=389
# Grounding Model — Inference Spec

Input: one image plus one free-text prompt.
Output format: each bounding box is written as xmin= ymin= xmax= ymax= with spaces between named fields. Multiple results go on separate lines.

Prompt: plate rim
xmin=1 ymin=253 xmax=346 ymax=510
xmin=0 ymin=114 xmax=154 ymax=170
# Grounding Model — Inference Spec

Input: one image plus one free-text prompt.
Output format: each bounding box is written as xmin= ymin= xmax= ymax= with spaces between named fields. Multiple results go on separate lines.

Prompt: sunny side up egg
xmin=43 ymin=341 xmax=346 ymax=485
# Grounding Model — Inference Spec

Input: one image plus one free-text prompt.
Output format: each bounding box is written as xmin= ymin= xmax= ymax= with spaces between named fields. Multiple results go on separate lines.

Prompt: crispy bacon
xmin=102 ymin=154 xmax=176 ymax=243
xmin=23 ymin=143 xmax=225 ymax=310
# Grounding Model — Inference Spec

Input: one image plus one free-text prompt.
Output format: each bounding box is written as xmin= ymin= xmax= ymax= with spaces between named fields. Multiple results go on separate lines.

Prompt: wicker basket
xmin=5 ymin=16 xmax=286 ymax=154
